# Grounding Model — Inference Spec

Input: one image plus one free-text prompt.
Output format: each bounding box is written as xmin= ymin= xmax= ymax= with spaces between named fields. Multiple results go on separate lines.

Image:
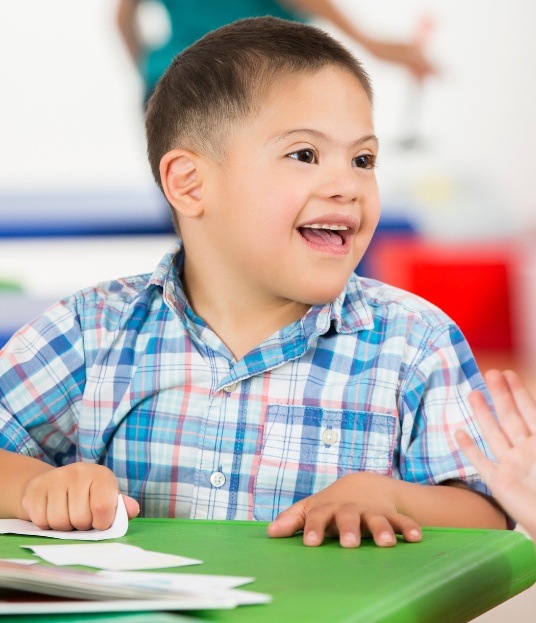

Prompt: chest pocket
xmin=253 ymin=405 xmax=396 ymax=521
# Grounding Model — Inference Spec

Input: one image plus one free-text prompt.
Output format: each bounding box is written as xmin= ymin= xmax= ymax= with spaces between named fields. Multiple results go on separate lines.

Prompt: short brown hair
xmin=145 ymin=16 xmax=373 ymax=205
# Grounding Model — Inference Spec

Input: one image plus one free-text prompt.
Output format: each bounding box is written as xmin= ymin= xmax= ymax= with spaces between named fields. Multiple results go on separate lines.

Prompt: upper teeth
xmin=301 ymin=224 xmax=349 ymax=231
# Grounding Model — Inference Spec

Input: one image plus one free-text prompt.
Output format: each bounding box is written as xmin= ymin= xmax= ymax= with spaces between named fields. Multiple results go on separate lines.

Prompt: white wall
xmin=1 ymin=1 xmax=535 ymax=239
xmin=0 ymin=1 xmax=149 ymax=191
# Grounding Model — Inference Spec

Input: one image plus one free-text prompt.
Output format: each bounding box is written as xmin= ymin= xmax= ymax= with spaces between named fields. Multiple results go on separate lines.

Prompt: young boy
xmin=0 ymin=17 xmax=506 ymax=548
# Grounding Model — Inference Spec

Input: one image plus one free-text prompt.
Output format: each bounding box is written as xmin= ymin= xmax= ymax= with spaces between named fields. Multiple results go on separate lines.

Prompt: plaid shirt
xmin=0 ymin=240 xmax=492 ymax=520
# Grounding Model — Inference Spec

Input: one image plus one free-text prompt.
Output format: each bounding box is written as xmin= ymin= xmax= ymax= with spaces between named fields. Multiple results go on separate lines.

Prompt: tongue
xmin=300 ymin=227 xmax=343 ymax=246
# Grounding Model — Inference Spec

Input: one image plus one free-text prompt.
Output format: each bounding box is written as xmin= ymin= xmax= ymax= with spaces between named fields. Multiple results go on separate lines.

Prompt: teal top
xmin=143 ymin=0 xmax=304 ymax=97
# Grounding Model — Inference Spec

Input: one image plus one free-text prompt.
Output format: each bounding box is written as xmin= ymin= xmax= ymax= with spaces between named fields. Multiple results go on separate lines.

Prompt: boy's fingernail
xmin=341 ymin=533 xmax=358 ymax=548
xmin=379 ymin=532 xmax=395 ymax=545
xmin=304 ymin=531 xmax=320 ymax=546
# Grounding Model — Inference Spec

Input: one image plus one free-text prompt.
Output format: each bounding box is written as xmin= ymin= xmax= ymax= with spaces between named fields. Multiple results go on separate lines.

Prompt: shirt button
xmin=210 ymin=471 xmax=226 ymax=488
xmin=223 ymin=382 xmax=238 ymax=393
xmin=322 ymin=428 xmax=338 ymax=446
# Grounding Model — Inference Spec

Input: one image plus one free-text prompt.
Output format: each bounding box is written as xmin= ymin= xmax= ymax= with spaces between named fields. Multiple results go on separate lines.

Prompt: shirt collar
xmin=147 ymin=238 xmax=375 ymax=335
xmin=147 ymin=238 xmax=189 ymax=320
xmin=329 ymin=272 xmax=375 ymax=334
xmin=298 ymin=272 xmax=375 ymax=341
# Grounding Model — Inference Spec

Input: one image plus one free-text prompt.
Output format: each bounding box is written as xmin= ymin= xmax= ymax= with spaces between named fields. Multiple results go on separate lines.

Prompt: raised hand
xmin=456 ymin=369 xmax=536 ymax=539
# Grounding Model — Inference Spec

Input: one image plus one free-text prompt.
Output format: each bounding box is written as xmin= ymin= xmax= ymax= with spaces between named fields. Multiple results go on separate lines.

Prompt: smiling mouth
xmin=298 ymin=223 xmax=350 ymax=248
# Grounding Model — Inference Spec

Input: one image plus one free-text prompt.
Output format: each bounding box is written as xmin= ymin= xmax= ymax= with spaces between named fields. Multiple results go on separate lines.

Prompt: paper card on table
xmin=23 ymin=542 xmax=202 ymax=570
xmin=98 ymin=571 xmax=271 ymax=605
xmin=0 ymin=494 xmax=128 ymax=541
xmin=99 ymin=571 xmax=255 ymax=590
xmin=0 ymin=560 xmax=238 ymax=611
xmin=217 ymin=588 xmax=272 ymax=605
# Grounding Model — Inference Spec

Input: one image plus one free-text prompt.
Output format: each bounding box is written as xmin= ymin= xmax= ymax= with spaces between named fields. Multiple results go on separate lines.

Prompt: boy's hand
xmin=20 ymin=463 xmax=139 ymax=531
xmin=267 ymin=472 xmax=422 ymax=548
xmin=456 ymin=369 xmax=536 ymax=539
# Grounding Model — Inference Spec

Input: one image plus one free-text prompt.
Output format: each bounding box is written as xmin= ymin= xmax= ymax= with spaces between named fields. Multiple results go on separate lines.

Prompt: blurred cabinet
xmin=368 ymin=237 xmax=516 ymax=351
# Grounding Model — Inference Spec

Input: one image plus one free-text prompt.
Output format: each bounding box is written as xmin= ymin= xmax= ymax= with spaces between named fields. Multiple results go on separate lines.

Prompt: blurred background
xmin=1 ymin=1 xmax=536 ymax=619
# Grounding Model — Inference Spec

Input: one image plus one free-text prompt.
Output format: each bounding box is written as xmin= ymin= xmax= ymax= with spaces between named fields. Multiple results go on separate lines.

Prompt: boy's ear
xmin=159 ymin=150 xmax=203 ymax=218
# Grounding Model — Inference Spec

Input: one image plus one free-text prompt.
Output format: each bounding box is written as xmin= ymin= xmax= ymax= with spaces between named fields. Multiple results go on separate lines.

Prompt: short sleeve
xmin=397 ymin=322 xmax=492 ymax=497
xmin=0 ymin=296 xmax=86 ymax=466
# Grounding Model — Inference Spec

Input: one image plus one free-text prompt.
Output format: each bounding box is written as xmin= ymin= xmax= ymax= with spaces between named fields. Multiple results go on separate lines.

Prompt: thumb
xmin=122 ymin=494 xmax=140 ymax=520
xmin=267 ymin=503 xmax=306 ymax=538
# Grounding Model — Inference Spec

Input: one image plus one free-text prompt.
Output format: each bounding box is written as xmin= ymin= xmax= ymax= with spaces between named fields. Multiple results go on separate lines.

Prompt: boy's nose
xmin=321 ymin=168 xmax=359 ymax=204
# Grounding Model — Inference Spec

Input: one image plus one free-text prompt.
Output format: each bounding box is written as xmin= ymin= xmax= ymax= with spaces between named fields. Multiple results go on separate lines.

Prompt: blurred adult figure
xmin=116 ymin=0 xmax=436 ymax=104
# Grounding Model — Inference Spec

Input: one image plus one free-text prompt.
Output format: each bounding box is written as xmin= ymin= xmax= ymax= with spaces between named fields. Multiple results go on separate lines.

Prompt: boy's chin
xmin=296 ymin=284 xmax=349 ymax=307
xmin=295 ymin=270 xmax=355 ymax=306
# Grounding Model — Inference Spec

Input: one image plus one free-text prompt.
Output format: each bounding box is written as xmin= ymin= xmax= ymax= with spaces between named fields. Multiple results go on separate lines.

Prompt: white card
xmin=98 ymin=570 xmax=255 ymax=590
xmin=0 ymin=560 xmax=238 ymax=613
xmin=98 ymin=571 xmax=271 ymax=605
xmin=0 ymin=494 xmax=128 ymax=541
xmin=22 ymin=542 xmax=202 ymax=570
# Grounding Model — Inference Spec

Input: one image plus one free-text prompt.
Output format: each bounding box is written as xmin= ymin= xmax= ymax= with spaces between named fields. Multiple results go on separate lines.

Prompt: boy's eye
xmin=353 ymin=154 xmax=376 ymax=169
xmin=288 ymin=149 xmax=317 ymax=164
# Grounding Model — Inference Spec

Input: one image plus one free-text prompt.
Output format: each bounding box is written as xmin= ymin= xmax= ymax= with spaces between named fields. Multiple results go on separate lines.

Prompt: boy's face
xmin=196 ymin=65 xmax=380 ymax=307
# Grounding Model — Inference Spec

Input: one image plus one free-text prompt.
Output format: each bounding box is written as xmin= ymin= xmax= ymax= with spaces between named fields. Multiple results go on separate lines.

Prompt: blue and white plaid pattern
xmin=0 ymin=240 xmax=492 ymax=520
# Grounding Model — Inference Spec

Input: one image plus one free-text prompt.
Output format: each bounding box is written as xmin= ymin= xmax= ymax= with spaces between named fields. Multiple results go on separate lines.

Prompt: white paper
xmin=23 ymin=542 xmax=202 ymax=571
xmin=0 ymin=494 xmax=128 ymax=541
xmin=98 ymin=571 xmax=271 ymax=605
xmin=0 ymin=561 xmax=238 ymax=614
xmin=0 ymin=598 xmax=234 ymax=616
xmin=0 ymin=558 xmax=38 ymax=565
xmin=99 ymin=571 xmax=254 ymax=590
xmin=216 ymin=588 xmax=272 ymax=605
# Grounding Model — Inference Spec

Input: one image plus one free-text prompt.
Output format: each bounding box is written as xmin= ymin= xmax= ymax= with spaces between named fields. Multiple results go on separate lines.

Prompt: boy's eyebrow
xmin=268 ymin=128 xmax=379 ymax=149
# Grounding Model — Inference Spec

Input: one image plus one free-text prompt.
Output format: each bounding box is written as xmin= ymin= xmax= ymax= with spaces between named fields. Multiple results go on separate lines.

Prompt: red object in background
xmin=368 ymin=237 xmax=514 ymax=351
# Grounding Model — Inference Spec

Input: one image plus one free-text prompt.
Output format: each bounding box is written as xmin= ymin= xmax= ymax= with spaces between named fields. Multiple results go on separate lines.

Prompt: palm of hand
xmin=490 ymin=436 xmax=536 ymax=526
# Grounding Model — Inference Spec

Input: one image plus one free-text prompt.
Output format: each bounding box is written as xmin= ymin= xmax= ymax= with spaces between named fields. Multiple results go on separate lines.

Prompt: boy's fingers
xmin=468 ymin=390 xmax=493 ymax=420
xmin=333 ymin=505 xmax=361 ymax=548
xmin=21 ymin=490 xmax=49 ymax=529
xmin=468 ymin=391 xmax=511 ymax=459
xmin=389 ymin=514 xmax=422 ymax=543
xmin=362 ymin=513 xmax=397 ymax=547
xmin=503 ymin=370 xmax=536 ymax=433
xmin=123 ymin=495 xmax=141 ymax=519
xmin=486 ymin=370 xmax=530 ymax=444
xmin=89 ymin=483 xmax=120 ymax=531
xmin=267 ymin=505 xmax=306 ymax=538
xmin=301 ymin=506 xmax=332 ymax=547
xmin=67 ymin=485 xmax=94 ymax=531
xmin=45 ymin=487 xmax=73 ymax=531
xmin=455 ymin=430 xmax=496 ymax=482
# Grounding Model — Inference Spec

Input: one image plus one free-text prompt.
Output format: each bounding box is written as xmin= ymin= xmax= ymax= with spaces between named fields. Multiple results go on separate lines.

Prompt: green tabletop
xmin=0 ymin=519 xmax=535 ymax=623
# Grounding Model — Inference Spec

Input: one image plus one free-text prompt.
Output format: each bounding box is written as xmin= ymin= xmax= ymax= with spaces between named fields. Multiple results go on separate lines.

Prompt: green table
xmin=0 ymin=519 xmax=535 ymax=622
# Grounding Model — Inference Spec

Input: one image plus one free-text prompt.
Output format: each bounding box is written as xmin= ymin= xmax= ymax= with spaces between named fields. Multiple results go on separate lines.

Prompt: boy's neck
xmin=181 ymin=260 xmax=310 ymax=361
